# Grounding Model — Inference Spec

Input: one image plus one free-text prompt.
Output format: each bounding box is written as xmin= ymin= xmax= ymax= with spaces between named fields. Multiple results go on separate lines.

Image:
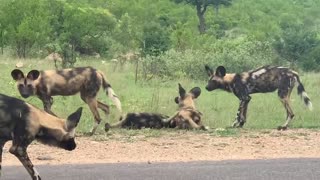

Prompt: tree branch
xmin=201 ymin=3 xmax=208 ymax=15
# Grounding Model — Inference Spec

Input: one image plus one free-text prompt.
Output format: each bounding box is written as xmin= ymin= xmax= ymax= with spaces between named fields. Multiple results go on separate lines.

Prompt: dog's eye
xmin=18 ymin=84 xmax=24 ymax=88
xmin=27 ymin=84 xmax=33 ymax=88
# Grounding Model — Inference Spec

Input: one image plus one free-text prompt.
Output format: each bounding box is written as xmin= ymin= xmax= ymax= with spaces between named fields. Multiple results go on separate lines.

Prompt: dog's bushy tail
xmin=295 ymin=74 xmax=312 ymax=110
xmin=98 ymin=70 xmax=122 ymax=113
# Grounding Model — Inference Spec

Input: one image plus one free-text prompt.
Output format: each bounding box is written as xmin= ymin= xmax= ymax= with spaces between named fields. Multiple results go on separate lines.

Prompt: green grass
xmin=1 ymin=56 xmax=320 ymax=135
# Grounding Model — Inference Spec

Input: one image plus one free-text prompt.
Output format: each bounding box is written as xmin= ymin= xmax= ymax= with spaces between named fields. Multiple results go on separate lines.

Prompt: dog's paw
xmin=200 ymin=126 xmax=209 ymax=131
xmin=105 ymin=123 xmax=111 ymax=132
xmin=277 ymin=126 xmax=288 ymax=131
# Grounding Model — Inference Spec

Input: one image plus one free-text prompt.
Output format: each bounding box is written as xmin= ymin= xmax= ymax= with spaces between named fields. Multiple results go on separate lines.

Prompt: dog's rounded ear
xmin=189 ymin=87 xmax=201 ymax=99
xmin=174 ymin=97 xmax=179 ymax=104
xmin=27 ymin=70 xmax=40 ymax=80
xmin=11 ymin=69 xmax=25 ymax=81
xmin=205 ymin=65 xmax=213 ymax=77
xmin=178 ymin=83 xmax=186 ymax=98
xmin=215 ymin=66 xmax=226 ymax=77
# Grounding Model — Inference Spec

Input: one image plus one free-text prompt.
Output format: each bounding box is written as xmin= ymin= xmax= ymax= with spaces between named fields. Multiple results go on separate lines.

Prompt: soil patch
xmin=2 ymin=129 xmax=320 ymax=166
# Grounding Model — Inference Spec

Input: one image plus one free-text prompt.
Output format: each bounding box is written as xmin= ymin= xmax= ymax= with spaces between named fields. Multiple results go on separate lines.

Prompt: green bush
xmin=139 ymin=37 xmax=282 ymax=80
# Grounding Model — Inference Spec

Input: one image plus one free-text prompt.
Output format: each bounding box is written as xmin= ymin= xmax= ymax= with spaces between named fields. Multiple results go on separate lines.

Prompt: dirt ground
xmin=2 ymin=129 xmax=320 ymax=166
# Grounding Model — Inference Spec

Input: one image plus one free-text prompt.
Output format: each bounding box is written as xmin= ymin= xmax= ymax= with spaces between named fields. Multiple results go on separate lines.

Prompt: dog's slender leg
xmin=233 ymin=97 xmax=251 ymax=128
xmin=232 ymin=85 xmax=250 ymax=128
xmin=162 ymin=112 xmax=179 ymax=128
xmin=162 ymin=112 xmax=178 ymax=123
xmin=278 ymin=96 xmax=294 ymax=130
xmin=277 ymin=78 xmax=295 ymax=130
xmin=0 ymin=141 xmax=5 ymax=178
xmin=98 ymin=101 xmax=111 ymax=132
xmin=10 ymin=143 xmax=41 ymax=180
xmin=182 ymin=114 xmax=202 ymax=129
xmin=39 ymin=95 xmax=56 ymax=116
xmin=105 ymin=114 xmax=128 ymax=132
xmin=97 ymin=101 xmax=110 ymax=115
xmin=81 ymin=90 xmax=103 ymax=135
xmin=233 ymin=100 xmax=246 ymax=128
xmin=86 ymin=98 xmax=102 ymax=135
xmin=239 ymin=96 xmax=251 ymax=127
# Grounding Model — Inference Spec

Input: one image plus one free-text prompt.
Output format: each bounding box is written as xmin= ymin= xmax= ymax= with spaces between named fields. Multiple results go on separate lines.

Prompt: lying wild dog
xmin=11 ymin=67 xmax=122 ymax=135
xmin=166 ymin=83 xmax=207 ymax=130
xmin=105 ymin=112 xmax=172 ymax=131
xmin=0 ymin=93 xmax=82 ymax=180
xmin=205 ymin=65 xmax=312 ymax=130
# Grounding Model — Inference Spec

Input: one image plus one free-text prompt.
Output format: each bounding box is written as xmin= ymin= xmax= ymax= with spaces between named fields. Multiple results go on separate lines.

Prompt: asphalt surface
xmin=2 ymin=158 xmax=320 ymax=180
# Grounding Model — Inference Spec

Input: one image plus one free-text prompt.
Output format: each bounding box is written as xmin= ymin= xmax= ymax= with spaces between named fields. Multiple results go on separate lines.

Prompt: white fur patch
xmin=252 ymin=69 xmax=266 ymax=79
xmin=33 ymin=167 xmax=40 ymax=179
xmin=302 ymin=92 xmax=313 ymax=110
xmin=107 ymin=87 xmax=122 ymax=112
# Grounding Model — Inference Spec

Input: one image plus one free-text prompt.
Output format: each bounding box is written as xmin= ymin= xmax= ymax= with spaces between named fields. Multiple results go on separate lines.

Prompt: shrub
xmin=139 ymin=37 xmax=282 ymax=80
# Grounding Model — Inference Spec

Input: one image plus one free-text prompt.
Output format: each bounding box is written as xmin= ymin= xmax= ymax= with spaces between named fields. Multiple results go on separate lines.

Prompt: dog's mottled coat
xmin=105 ymin=112 xmax=172 ymax=131
xmin=205 ymin=65 xmax=312 ymax=130
xmin=0 ymin=93 xmax=82 ymax=180
xmin=11 ymin=67 xmax=122 ymax=135
xmin=166 ymin=83 xmax=206 ymax=130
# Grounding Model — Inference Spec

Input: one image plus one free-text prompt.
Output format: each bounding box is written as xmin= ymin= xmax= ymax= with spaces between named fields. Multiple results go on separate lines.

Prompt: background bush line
xmin=1 ymin=58 xmax=319 ymax=133
xmin=0 ymin=0 xmax=319 ymax=73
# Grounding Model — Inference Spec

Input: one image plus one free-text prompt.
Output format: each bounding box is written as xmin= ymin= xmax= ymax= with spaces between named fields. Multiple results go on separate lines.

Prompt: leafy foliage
xmin=0 ymin=0 xmax=319 ymax=72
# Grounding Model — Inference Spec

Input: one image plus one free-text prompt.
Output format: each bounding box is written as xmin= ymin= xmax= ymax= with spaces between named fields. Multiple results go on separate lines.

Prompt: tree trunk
xmin=196 ymin=3 xmax=207 ymax=34
xmin=214 ymin=6 xmax=219 ymax=17
xmin=17 ymin=43 xmax=22 ymax=58
xmin=135 ymin=57 xmax=139 ymax=84
xmin=0 ymin=29 xmax=3 ymax=55
xmin=71 ymin=43 xmax=74 ymax=63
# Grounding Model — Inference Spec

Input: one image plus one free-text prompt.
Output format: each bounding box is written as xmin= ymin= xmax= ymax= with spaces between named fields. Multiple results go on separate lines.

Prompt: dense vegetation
xmin=0 ymin=0 xmax=319 ymax=79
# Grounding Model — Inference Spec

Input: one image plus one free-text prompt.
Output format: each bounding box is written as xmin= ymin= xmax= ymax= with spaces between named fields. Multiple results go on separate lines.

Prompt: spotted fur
xmin=105 ymin=113 xmax=172 ymax=131
xmin=11 ymin=67 xmax=122 ymax=135
xmin=165 ymin=83 xmax=207 ymax=130
xmin=0 ymin=93 xmax=82 ymax=180
xmin=205 ymin=65 xmax=312 ymax=130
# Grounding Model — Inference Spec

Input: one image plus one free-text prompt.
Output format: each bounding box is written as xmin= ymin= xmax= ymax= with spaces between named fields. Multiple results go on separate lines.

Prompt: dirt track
xmin=2 ymin=129 xmax=320 ymax=166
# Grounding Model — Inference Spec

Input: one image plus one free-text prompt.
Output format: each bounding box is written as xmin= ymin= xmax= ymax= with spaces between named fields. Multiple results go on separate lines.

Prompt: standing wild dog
xmin=0 ymin=93 xmax=82 ymax=180
xmin=205 ymin=65 xmax=312 ymax=130
xmin=11 ymin=67 xmax=122 ymax=135
xmin=105 ymin=113 xmax=172 ymax=131
xmin=166 ymin=83 xmax=207 ymax=130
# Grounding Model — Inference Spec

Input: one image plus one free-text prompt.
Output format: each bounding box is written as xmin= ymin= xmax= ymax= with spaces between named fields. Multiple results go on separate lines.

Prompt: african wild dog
xmin=205 ymin=65 xmax=312 ymax=130
xmin=0 ymin=93 xmax=82 ymax=180
xmin=105 ymin=113 xmax=172 ymax=131
xmin=11 ymin=67 xmax=122 ymax=135
xmin=165 ymin=83 xmax=207 ymax=130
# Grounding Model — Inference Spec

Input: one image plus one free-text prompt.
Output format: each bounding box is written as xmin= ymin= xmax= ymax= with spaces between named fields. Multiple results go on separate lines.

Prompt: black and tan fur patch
xmin=166 ymin=83 xmax=207 ymax=130
xmin=11 ymin=67 xmax=122 ymax=135
xmin=205 ymin=65 xmax=312 ymax=130
xmin=0 ymin=93 xmax=82 ymax=179
xmin=105 ymin=113 xmax=172 ymax=131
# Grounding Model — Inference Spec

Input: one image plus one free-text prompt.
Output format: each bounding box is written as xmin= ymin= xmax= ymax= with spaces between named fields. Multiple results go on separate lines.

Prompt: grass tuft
xmin=1 ymin=57 xmax=320 ymax=134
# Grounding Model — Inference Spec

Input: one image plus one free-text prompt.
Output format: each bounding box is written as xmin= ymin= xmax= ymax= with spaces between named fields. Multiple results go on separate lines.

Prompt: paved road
xmin=2 ymin=158 xmax=320 ymax=180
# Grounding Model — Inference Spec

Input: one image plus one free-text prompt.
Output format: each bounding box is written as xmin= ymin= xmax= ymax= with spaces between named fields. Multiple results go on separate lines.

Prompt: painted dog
xmin=205 ymin=65 xmax=312 ymax=130
xmin=11 ymin=67 xmax=121 ymax=135
xmin=0 ymin=93 xmax=82 ymax=179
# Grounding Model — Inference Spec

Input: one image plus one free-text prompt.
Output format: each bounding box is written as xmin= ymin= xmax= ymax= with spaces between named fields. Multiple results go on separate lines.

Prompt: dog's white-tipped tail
xmin=302 ymin=92 xmax=313 ymax=111
xmin=296 ymin=75 xmax=312 ymax=111
xmin=107 ymin=87 xmax=122 ymax=113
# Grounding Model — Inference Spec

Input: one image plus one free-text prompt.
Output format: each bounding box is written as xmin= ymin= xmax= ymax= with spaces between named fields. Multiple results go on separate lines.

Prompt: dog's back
xmin=244 ymin=66 xmax=298 ymax=93
xmin=0 ymin=94 xmax=30 ymax=139
xmin=106 ymin=112 xmax=171 ymax=131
